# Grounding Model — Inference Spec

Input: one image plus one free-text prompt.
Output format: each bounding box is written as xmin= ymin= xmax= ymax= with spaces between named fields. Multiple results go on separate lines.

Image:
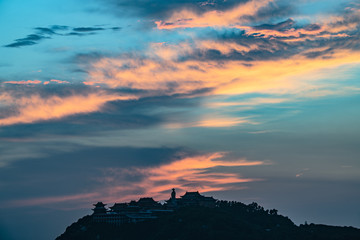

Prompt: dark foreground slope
xmin=57 ymin=202 xmax=360 ymax=240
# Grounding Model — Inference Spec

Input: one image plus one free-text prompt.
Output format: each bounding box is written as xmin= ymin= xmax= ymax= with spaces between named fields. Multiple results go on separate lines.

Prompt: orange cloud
xmin=245 ymin=26 xmax=325 ymax=38
xmin=50 ymin=79 xmax=70 ymax=84
xmin=156 ymin=0 xmax=274 ymax=29
xmin=164 ymin=116 xmax=255 ymax=128
xmin=207 ymin=97 xmax=290 ymax=108
xmin=43 ymin=79 xmax=69 ymax=85
xmin=87 ymin=47 xmax=360 ymax=98
xmin=146 ymin=152 xmax=264 ymax=174
xmin=0 ymin=92 xmax=137 ymax=126
xmin=3 ymin=80 xmax=42 ymax=85
xmin=83 ymin=81 xmax=96 ymax=86
xmin=99 ymin=152 xmax=267 ymax=203
xmin=196 ymin=40 xmax=260 ymax=55
xmin=3 ymin=153 xmax=267 ymax=207
xmin=141 ymin=153 xmax=266 ymax=199
xmin=155 ymin=0 xmax=360 ymax=43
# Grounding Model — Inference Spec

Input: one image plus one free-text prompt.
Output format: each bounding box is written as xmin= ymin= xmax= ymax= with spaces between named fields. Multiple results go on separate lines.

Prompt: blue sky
xmin=0 ymin=0 xmax=360 ymax=239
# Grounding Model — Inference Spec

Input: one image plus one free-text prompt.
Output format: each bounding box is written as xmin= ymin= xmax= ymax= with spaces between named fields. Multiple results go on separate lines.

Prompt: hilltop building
xmin=92 ymin=202 xmax=107 ymax=214
xmin=167 ymin=189 xmax=216 ymax=208
xmin=92 ymin=189 xmax=217 ymax=225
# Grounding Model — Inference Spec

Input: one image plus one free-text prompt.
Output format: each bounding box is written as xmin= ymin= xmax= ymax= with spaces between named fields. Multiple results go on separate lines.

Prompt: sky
xmin=0 ymin=0 xmax=360 ymax=239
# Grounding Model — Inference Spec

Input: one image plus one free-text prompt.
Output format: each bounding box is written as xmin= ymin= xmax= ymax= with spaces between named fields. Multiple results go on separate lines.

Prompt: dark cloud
xmin=303 ymin=48 xmax=334 ymax=59
xmin=0 ymin=83 xmax=203 ymax=138
xmin=3 ymin=25 xmax=120 ymax=48
xmin=195 ymin=34 xmax=359 ymax=61
xmin=244 ymin=1 xmax=295 ymax=22
xmin=4 ymin=40 xmax=38 ymax=48
xmin=72 ymin=52 xmax=107 ymax=64
xmin=332 ymin=2 xmax=360 ymax=28
xmin=65 ymin=32 xmax=96 ymax=37
xmin=304 ymin=23 xmax=321 ymax=32
xmin=178 ymin=14 xmax=360 ymax=62
xmin=50 ymin=25 xmax=70 ymax=31
xmin=181 ymin=31 xmax=298 ymax=62
xmin=34 ymin=27 xmax=57 ymax=35
xmin=0 ymin=146 xmax=191 ymax=200
xmin=98 ymin=0 xmax=247 ymax=18
xmin=254 ymin=18 xmax=295 ymax=31
xmin=4 ymin=34 xmax=48 ymax=48
xmin=1 ymin=82 xmax=96 ymax=99
xmin=72 ymin=27 xmax=105 ymax=32
xmin=16 ymin=34 xmax=45 ymax=41
xmin=111 ymin=27 xmax=122 ymax=31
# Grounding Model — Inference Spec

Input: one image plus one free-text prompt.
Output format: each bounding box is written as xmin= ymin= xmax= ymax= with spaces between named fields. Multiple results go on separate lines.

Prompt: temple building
xmin=92 ymin=189 xmax=217 ymax=225
xmin=167 ymin=189 xmax=216 ymax=208
xmin=180 ymin=191 xmax=216 ymax=208
xmin=92 ymin=202 xmax=107 ymax=214
xmin=137 ymin=197 xmax=161 ymax=209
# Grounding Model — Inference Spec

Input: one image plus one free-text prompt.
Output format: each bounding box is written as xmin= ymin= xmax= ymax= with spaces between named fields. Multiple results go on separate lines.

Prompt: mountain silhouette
xmin=57 ymin=191 xmax=360 ymax=240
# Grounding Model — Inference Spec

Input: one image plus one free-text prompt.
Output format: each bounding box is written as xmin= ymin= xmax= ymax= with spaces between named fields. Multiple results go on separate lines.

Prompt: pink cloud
xmin=99 ymin=152 xmax=268 ymax=203
xmin=164 ymin=117 xmax=256 ymax=128
xmin=155 ymin=0 xmax=274 ymax=29
xmin=0 ymin=92 xmax=138 ymax=126
xmin=50 ymin=79 xmax=69 ymax=84
xmin=1 ymin=153 xmax=268 ymax=208
xmin=87 ymin=47 xmax=360 ymax=97
xmin=4 ymin=80 xmax=42 ymax=85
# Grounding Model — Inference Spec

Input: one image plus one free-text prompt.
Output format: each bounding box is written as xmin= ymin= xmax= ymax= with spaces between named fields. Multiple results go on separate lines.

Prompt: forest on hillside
xmin=57 ymin=201 xmax=360 ymax=240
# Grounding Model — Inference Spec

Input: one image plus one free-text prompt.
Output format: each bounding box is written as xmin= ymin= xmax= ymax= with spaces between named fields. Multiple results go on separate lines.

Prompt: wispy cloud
xmin=5 ymin=192 xmax=100 ymax=208
xmin=86 ymin=47 xmax=360 ymax=97
xmin=3 ymin=25 xmax=121 ymax=48
xmin=155 ymin=0 xmax=274 ymax=29
xmin=3 ymin=79 xmax=70 ymax=85
xmin=0 ymin=92 xmax=137 ymax=126
xmin=100 ymin=152 xmax=268 ymax=202
xmin=2 ymin=152 xmax=267 ymax=207
xmin=73 ymin=27 xmax=105 ymax=32
xmin=43 ymin=79 xmax=70 ymax=85
xmin=164 ymin=116 xmax=255 ymax=128
xmin=206 ymin=97 xmax=290 ymax=108
xmin=3 ymin=80 xmax=42 ymax=85
xmin=154 ymin=0 xmax=360 ymax=42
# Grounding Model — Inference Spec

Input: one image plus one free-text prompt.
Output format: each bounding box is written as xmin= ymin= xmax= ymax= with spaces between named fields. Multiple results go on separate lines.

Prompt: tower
xmin=171 ymin=188 xmax=176 ymax=200
xmin=92 ymin=202 xmax=107 ymax=215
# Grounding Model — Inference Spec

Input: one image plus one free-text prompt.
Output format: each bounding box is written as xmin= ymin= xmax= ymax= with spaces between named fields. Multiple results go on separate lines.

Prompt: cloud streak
xmin=105 ymin=152 xmax=269 ymax=202
xmin=86 ymin=47 xmax=360 ymax=97
xmin=154 ymin=0 xmax=360 ymax=42
xmin=164 ymin=116 xmax=255 ymax=128
xmin=3 ymin=80 xmax=42 ymax=85
xmin=0 ymin=92 xmax=137 ymax=126
xmin=98 ymin=152 xmax=267 ymax=203
xmin=1 ymin=151 xmax=267 ymax=208
xmin=4 ymin=25 xmax=120 ymax=48
xmin=155 ymin=0 xmax=274 ymax=29
xmin=6 ymin=192 xmax=100 ymax=208
xmin=4 ymin=34 xmax=48 ymax=48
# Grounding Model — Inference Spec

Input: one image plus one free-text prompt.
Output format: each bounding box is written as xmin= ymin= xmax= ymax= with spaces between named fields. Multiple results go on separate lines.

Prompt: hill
xmin=56 ymin=201 xmax=360 ymax=240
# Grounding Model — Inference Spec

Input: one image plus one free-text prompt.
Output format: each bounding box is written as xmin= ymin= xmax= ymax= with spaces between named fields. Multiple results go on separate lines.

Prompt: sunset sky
xmin=1 ymin=0 xmax=360 ymax=239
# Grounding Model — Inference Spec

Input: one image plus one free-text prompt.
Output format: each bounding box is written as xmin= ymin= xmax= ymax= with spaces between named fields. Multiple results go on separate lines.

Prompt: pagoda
xmin=92 ymin=202 xmax=107 ymax=215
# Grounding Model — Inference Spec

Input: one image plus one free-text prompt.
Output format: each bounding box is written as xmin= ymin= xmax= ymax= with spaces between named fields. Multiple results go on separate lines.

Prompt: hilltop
xmin=56 ymin=191 xmax=360 ymax=240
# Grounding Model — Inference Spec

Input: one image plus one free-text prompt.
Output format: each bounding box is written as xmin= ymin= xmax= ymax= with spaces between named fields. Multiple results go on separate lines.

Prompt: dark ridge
xmin=56 ymin=190 xmax=360 ymax=240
